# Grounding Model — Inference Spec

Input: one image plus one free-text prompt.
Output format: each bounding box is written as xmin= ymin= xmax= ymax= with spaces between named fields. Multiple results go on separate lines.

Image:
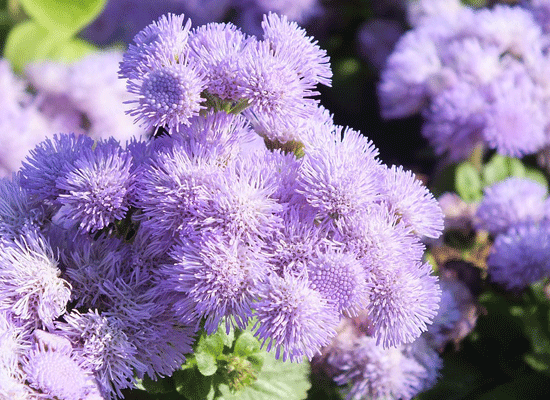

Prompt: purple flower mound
xmin=3 ymin=11 xmax=444 ymax=398
xmin=378 ymin=1 xmax=550 ymax=160
xmin=475 ymin=177 xmax=548 ymax=236
xmin=487 ymin=221 xmax=550 ymax=290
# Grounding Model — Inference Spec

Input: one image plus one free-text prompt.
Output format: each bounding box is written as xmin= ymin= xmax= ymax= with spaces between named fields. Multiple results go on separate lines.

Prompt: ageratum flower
xmin=55 ymin=138 xmax=134 ymax=233
xmin=253 ymin=272 xmax=340 ymax=362
xmin=487 ymin=221 xmax=550 ymax=290
xmin=164 ymin=230 xmax=270 ymax=333
xmin=22 ymin=330 xmax=100 ymax=400
xmin=55 ymin=310 xmax=146 ymax=399
xmin=475 ymin=177 xmax=548 ymax=236
xmin=0 ymin=229 xmax=71 ymax=329
xmin=19 ymin=133 xmax=95 ymax=206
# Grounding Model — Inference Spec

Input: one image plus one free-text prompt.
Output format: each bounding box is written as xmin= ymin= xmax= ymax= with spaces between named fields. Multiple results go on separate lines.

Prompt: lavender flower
xmin=379 ymin=2 xmax=550 ymax=159
xmin=296 ymin=127 xmax=381 ymax=224
xmin=55 ymin=138 xmax=134 ymax=233
xmin=22 ymin=330 xmax=100 ymax=400
xmin=0 ymin=229 xmax=71 ymax=329
xmin=0 ymin=175 xmax=41 ymax=239
xmin=253 ymin=272 xmax=340 ymax=362
xmin=475 ymin=177 xmax=547 ymax=236
xmin=379 ymin=165 xmax=444 ymax=238
xmin=56 ymin=310 xmax=146 ymax=399
xmin=164 ymin=231 xmax=270 ymax=333
xmin=19 ymin=133 xmax=95 ymax=207
xmin=487 ymin=221 xmax=550 ymax=290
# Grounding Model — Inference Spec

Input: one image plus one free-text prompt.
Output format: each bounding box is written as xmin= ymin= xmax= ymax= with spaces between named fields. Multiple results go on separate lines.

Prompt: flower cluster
xmin=1 ymin=12 xmax=443 ymax=399
xmin=378 ymin=0 xmax=550 ymax=160
xmin=476 ymin=177 xmax=550 ymax=290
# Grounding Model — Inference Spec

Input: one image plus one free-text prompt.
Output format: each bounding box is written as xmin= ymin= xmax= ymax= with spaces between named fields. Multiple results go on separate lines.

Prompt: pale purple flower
xmin=19 ymin=133 xmax=95 ymax=207
xmin=125 ymin=59 xmax=206 ymax=132
xmin=164 ymin=231 xmax=270 ymax=333
xmin=253 ymin=272 xmax=340 ymax=362
xmin=188 ymin=22 xmax=252 ymax=102
xmin=367 ymin=260 xmax=441 ymax=348
xmin=22 ymin=330 xmax=101 ymax=400
xmin=55 ymin=138 xmax=134 ymax=233
xmin=296 ymin=127 xmax=381 ymax=224
xmin=261 ymin=13 xmax=332 ymax=87
xmin=0 ymin=229 xmax=71 ymax=329
xmin=379 ymin=165 xmax=444 ymax=239
xmin=487 ymin=221 xmax=550 ymax=290
xmin=330 ymin=335 xmax=442 ymax=400
xmin=475 ymin=177 xmax=547 ymax=236
xmin=55 ymin=310 xmax=146 ymax=399
xmin=0 ymin=175 xmax=41 ymax=239
xmin=307 ymin=246 xmax=371 ymax=316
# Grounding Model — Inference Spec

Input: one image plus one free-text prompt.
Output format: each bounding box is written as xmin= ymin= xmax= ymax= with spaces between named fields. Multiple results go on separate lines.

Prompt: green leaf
xmin=48 ymin=37 xmax=97 ymax=63
xmin=234 ymin=332 xmax=261 ymax=357
xmin=216 ymin=351 xmax=310 ymax=400
xmin=174 ymin=367 xmax=214 ymax=400
xmin=218 ymin=322 xmax=235 ymax=348
xmin=19 ymin=0 xmax=107 ymax=36
xmin=481 ymin=154 xmax=509 ymax=186
xmin=4 ymin=20 xmax=56 ymax=71
xmin=196 ymin=352 xmax=219 ymax=376
xmin=525 ymin=353 xmax=550 ymax=373
xmin=455 ymin=162 xmax=483 ymax=202
xmin=508 ymin=157 xmax=527 ymax=178
xmin=525 ymin=168 xmax=549 ymax=190
xmin=197 ymin=331 xmax=225 ymax=358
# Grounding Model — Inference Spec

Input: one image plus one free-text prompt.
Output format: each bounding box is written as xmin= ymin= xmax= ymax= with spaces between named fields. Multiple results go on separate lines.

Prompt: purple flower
xmin=188 ymin=22 xmax=252 ymax=102
xmin=233 ymin=39 xmax=319 ymax=119
xmin=253 ymin=272 xmax=340 ymax=362
xmin=296 ymin=127 xmax=381 ymax=223
xmin=329 ymin=335 xmax=442 ymax=400
xmin=55 ymin=310 xmax=146 ymax=399
xmin=307 ymin=246 xmax=371 ymax=316
xmin=119 ymin=13 xmax=193 ymax=80
xmin=125 ymin=60 xmax=206 ymax=132
xmin=164 ymin=231 xmax=270 ymax=333
xmin=0 ymin=229 xmax=71 ymax=329
xmin=0 ymin=175 xmax=41 ymax=239
xmin=55 ymin=138 xmax=134 ymax=233
xmin=367 ymin=260 xmax=441 ymax=348
xmin=487 ymin=221 xmax=550 ymax=290
xmin=19 ymin=133 xmax=95 ymax=207
xmin=379 ymin=165 xmax=444 ymax=238
xmin=475 ymin=177 xmax=547 ymax=236
xmin=22 ymin=330 xmax=100 ymax=400
xmin=261 ymin=13 xmax=332 ymax=87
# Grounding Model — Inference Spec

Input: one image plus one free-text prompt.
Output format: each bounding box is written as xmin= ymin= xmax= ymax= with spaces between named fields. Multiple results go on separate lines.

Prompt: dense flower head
xmin=379 ymin=2 xmax=550 ymax=159
xmin=487 ymin=221 xmax=550 ymax=290
xmin=475 ymin=177 xmax=548 ymax=236
xmin=55 ymin=138 xmax=135 ymax=233
xmin=19 ymin=133 xmax=95 ymax=207
xmin=22 ymin=330 xmax=100 ymax=400
xmin=253 ymin=272 xmax=341 ymax=362
xmin=316 ymin=315 xmax=443 ymax=400
xmin=0 ymin=229 xmax=71 ymax=329
xmin=1 ymin=11 xmax=446 ymax=397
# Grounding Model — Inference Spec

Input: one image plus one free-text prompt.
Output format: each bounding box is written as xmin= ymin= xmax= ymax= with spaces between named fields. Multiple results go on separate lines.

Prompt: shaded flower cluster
xmin=476 ymin=177 xmax=550 ymax=290
xmin=0 ymin=12 xmax=443 ymax=399
xmin=378 ymin=0 xmax=550 ymax=160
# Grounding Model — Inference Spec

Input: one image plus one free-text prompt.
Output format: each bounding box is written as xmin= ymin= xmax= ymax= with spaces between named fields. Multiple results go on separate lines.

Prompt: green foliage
xmin=455 ymin=162 xmax=483 ymax=202
xmin=453 ymin=155 xmax=548 ymax=203
xmin=19 ymin=0 xmax=106 ymax=36
xmin=3 ymin=0 xmax=104 ymax=71
xmin=132 ymin=323 xmax=310 ymax=400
